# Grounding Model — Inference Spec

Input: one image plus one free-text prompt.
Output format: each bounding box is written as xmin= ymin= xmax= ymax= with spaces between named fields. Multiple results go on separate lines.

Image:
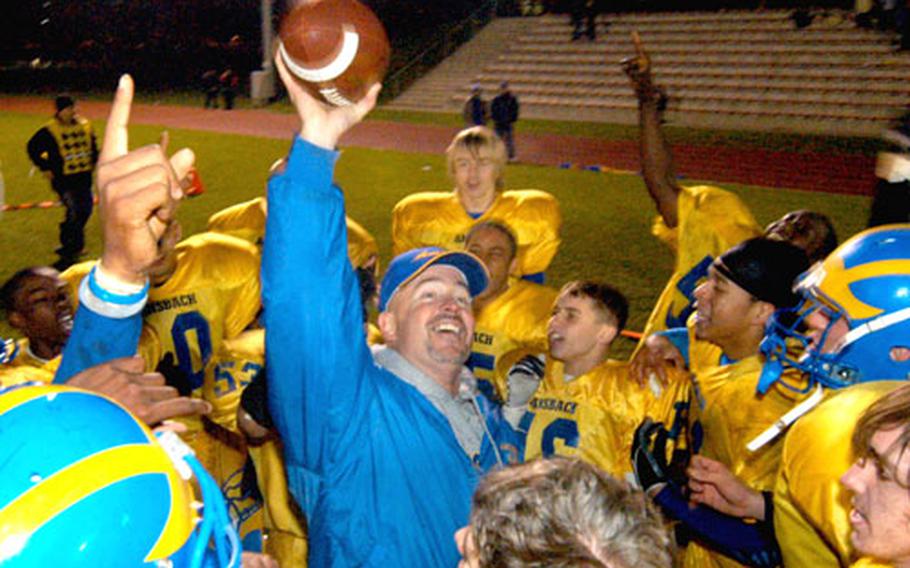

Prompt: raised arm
xmin=52 ymin=76 xmax=208 ymax=426
xmin=57 ymin=75 xmax=194 ymax=382
xmin=263 ymin=55 xmax=379 ymax=514
xmin=620 ymin=32 xmax=681 ymax=228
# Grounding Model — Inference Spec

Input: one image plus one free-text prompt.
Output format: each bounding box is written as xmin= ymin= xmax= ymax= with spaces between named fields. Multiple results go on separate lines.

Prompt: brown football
xmin=278 ymin=0 xmax=390 ymax=106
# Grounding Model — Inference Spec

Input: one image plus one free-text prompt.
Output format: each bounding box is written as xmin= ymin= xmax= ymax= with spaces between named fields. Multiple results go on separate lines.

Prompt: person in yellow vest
xmin=463 ymin=220 xmax=557 ymax=402
xmin=26 ymin=95 xmax=98 ymax=270
xmin=392 ymin=126 xmax=561 ymax=283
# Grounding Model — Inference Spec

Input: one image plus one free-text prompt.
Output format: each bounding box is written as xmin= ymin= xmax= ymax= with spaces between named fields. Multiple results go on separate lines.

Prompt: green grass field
xmin=0 ymin=109 xmax=871 ymax=356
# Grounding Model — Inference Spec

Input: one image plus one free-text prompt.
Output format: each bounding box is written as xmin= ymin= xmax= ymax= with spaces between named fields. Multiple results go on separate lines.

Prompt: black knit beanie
xmin=714 ymin=237 xmax=809 ymax=308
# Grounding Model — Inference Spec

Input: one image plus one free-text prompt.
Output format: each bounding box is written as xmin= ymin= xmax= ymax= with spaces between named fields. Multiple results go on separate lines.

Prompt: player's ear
xmin=377 ymin=311 xmax=396 ymax=344
xmin=7 ymin=310 xmax=26 ymax=331
xmin=596 ymin=323 xmax=618 ymax=348
xmin=507 ymin=255 xmax=519 ymax=276
xmin=751 ymin=300 xmax=776 ymax=328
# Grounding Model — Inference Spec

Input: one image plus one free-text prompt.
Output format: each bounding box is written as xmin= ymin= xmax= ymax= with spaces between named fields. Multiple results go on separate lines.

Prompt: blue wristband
xmin=87 ymin=266 xmax=150 ymax=305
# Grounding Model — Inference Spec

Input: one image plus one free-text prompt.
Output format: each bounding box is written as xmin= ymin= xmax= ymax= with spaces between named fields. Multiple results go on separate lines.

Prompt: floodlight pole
xmin=251 ymin=0 xmax=276 ymax=104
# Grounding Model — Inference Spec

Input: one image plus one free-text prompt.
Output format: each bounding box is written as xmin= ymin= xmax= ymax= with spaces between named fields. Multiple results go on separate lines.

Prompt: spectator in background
xmin=570 ymin=0 xmax=597 ymax=41
xmin=868 ymin=112 xmax=910 ymax=226
xmin=898 ymin=0 xmax=910 ymax=51
xmin=464 ymin=84 xmax=489 ymax=126
xmin=455 ymin=457 xmax=674 ymax=567
xmin=202 ymin=69 xmax=220 ymax=109
xmin=26 ymin=94 xmax=98 ymax=271
xmin=220 ymin=68 xmax=239 ymax=110
xmin=491 ymin=81 xmax=520 ymax=161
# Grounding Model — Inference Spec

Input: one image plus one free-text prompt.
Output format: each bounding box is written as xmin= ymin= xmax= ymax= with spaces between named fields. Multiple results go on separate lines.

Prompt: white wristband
xmin=94 ymin=262 xmax=147 ymax=295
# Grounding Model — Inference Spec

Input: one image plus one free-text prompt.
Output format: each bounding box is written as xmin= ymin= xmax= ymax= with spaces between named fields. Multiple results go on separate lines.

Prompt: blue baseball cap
xmin=379 ymin=247 xmax=489 ymax=312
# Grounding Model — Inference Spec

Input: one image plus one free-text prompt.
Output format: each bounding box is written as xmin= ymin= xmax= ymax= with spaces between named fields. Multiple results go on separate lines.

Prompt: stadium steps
xmin=387 ymin=9 xmax=910 ymax=136
xmin=473 ymin=72 xmax=910 ymax=94
xmin=384 ymin=18 xmax=538 ymax=113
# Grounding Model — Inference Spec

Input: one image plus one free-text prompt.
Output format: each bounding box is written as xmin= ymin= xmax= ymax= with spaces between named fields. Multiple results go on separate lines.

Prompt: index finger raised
xmin=100 ymin=74 xmax=135 ymax=163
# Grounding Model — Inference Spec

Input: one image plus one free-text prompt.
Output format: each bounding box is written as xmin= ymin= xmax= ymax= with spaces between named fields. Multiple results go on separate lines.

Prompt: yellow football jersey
xmin=250 ymin=441 xmax=308 ymax=567
xmin=392 ymin=189 xmax=561 ymax=277
xmin=637 ymin=185 xmax=761 ymax=350
xmin=62 ymin=233 xmax=260 ymax=383
xmin=684 ymin=314 xmax=725 ymax=376
xmin=469 ymin=279 xmax=557 ymax=401
xmin=205 ymin=326 xmax=307 ymax=567
xmin=775 ymin=381 xmax=904 ymax=568
xmin=199 ymin=329 xmax=270 ymax=556
xmin=207 ymin=196 xmax=379 ymax=270
xmin=684 ymin=356 xmax=810 ymax=568
xmin=4 ymin=338 xmax=60 ymax=376
xmin=0 ymin=340 xmax=56 ymax=387
xmin=206 ymin=196 xmax=268 ymax=244
xmin=61 ymin=233 xmax=261 ymax=484
xmin=366 ymin=322 xmax=383 ymax=346
xmin=521 ymin=359 xmax=691 ymax=482
xmin=204 ymin=329 xmax=264 ymax=433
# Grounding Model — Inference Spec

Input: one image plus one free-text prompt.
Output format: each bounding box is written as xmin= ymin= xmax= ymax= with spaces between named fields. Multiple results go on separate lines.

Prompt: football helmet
xmin=0 ymin=338 xmax=19 ymax=365
xmin=760 ymin=225 xmax=910 ymax=392
xmin=0 ymin=383 xmax=240 ymax=567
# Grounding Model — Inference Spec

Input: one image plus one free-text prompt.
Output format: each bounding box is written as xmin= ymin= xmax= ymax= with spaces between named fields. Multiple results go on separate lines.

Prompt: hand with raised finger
xmin=619 ymin=31 xmax=660 ymax=103
xmin=66 ymin=355 xmax=211 ymax=427
xmin=687 ymin=455 xmax=766 ymax=520
xmin=629 ymin=333 xmax=686 ymax=387
xmin=96 ymin=75 xmax=195 ymax=284
xmin=274 ymin=51 xmax=380 ymax=151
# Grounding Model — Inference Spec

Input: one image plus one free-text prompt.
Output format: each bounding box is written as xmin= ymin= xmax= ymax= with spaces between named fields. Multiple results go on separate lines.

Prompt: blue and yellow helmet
xmin=0 ymin=384 xmax=240 ymax=567
xmin=761 ymin=224 xmax=910 ymax=391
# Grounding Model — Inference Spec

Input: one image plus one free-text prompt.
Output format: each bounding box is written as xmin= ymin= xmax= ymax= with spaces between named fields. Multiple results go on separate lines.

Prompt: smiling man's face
xmin=380 ymin=265 xmax=475 ymax=377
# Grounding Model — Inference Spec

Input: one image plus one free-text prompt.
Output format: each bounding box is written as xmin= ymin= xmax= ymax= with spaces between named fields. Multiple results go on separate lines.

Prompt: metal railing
xmin=381 ymin=1 xmax=497 ymax=102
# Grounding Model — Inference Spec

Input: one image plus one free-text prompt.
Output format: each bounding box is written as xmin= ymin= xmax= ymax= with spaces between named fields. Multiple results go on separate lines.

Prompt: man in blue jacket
xmin=262 ymin=55 xmax=523 ymax=567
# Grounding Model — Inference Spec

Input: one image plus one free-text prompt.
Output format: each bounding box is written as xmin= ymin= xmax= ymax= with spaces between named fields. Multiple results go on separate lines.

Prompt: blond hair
xmin=470 ymin=458 xmax=674 ymax=567
xmin=446 ymin=126 xmax=507 ymax=189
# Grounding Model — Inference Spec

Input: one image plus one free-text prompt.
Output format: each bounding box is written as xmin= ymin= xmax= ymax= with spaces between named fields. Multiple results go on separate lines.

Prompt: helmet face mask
xmin=760 ymin=225 xmax=910 ymax=393
xmin=760 ymin=295 xmax=860 ymax=392
xmin=0 ymin=384 xmax=240 ymax=567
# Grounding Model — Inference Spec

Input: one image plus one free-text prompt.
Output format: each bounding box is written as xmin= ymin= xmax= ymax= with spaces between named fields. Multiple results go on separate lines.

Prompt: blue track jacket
xmin=263 ymin=137 xmax=524 ymax=567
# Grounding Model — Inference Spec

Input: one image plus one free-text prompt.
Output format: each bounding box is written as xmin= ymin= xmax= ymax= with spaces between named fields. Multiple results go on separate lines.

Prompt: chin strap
xmin=747 ymin=384 xmax=825 ymax=453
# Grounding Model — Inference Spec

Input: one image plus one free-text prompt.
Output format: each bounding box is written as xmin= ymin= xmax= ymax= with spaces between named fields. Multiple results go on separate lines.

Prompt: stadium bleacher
xmin=388 ymin=9 xmax=910 ymax=136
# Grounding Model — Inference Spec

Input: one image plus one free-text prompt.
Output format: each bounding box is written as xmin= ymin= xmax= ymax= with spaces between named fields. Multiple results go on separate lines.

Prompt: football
xmin=278 ymin=0 xmax=391 ymax=106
